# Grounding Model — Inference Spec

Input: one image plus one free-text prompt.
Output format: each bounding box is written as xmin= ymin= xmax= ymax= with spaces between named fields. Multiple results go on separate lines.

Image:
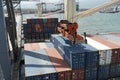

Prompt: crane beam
xmin=64 ymin=0 xmax=76 ymax=22
xmin=71 ymin=0 xmax=120 ymax=22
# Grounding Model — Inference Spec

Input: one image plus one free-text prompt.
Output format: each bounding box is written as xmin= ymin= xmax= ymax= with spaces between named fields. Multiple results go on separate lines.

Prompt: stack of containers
xmin=24 ymin=43 xmax=56 ymax=79
xmin=86 ymin=36 xmax=111 ymax=80
xmin=50 ymin=34 xmax=99 ymax=80
xmin=87 ymin=33 xmax=120 ymax=79
xmin=45 ymin=48 xmax=72 ymax=80
xmin=23 ymin=18 xmax=58 ymax=43
xmin=23 ymin=24 xmax=32 ymax=41
xmin=25 ymin=19 xmax=44 ymax=42
xmin=24 ymin=43 xmax=74 ymax=80
xmin=98 ymin=33 xmax=120 ymax=78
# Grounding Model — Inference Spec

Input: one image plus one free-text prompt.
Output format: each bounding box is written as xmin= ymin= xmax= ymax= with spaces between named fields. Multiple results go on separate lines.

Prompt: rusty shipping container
xmin=72 ymin=69 xmax=85 ymax=80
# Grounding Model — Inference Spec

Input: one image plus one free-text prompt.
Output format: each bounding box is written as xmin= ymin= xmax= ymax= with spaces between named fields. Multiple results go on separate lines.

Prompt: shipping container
xmin=62 ymin=36 xmax=73 ymax=45
xmin=87 ymin=37 xmax=112 ymax=65
xmin=39 ymin=43 xmax=48 ymax=49
xmin=45 ymin=48 xmax=71 ymax=72
xmin=96 ymin=34 xmax=120 ymax=63
xmin=26 ymin=75 xmax=42 ymax=80
xmin=44 ymin=42 xmax=54 ymax=48
xmin=94 ymin=34 xmax=120 ymax=50
xmin=57 ymin=70 xmax=72 ymax=80
xmin=110 ymin=63 xmax=120 ymax=77
xmin=99 ymin=34 xmax=120 ymax=42
xmin=86 ymin=34 xmax=120 ymax=48
xmin=110 ymin=32 xmax=120 ymax=38
xmin=86 ymin=35 xmax=120 ymax=65
xmin=108 ymin=77 xmax=120 ymax=80
xmin=24 ymin=18 xmax=58 ymax=43
xmin=31 ymin=43 xmax=40 ymax=50
xmin=72 ymin=69 xmax=85 ymax=80
xmin=98 ymin=65 xmax=110 ymax=80
xmin=51 ymin=35 xmax=99 ymax=69
xmin=85 ymin=66 xmax=98 ymax=80
xmin=24 ymin=46 xmax=56 ymax=77
xmin=26 ymin=73 xmax=57 ymax=80
xmin=66 ymin=43 xmax=99 ymax=68
xmin=24 ymin=43 xmax=32 ymax=50
xmin=111 ymin=49 xmax=120 ymax=63
xmin=42 ymin=73 xmax=57 ymax=80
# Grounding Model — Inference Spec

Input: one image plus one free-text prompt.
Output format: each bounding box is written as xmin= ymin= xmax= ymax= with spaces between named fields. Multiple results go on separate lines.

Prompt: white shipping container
xmin=86 ymin=37 xmax=112 ymax=65
xmin=99 ymin=50 xmax=112 ymax=65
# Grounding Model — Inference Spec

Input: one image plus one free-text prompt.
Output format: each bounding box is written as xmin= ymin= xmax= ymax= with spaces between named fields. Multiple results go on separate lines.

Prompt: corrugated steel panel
xmin=45 ymin=48 xmax=71 ymax=72
xmin=24 ymin=18 xmax=58 ymax=43
xmin=95 ymin=34 xmax=120 ymax=47
xmin=38 ymin=42 xmax=54 ymax=49
xmin=111 ymin=49 xmax=120 ymax=63
xmin=50 ymin=34 xmax=61 ymax=43
xmin=108 ymin=77 xmax=120 ymax=80
xmin=26 ymin=73 xmax=58 ymax=80
xmin=110 ymin=63 xmax=120 ymax=77
xmin=51 ymin=35 xmax=99 ymax=69
xmin=72 ymin=69 xmax=85 ymax=80
xmin=31 ymin=43 xmax=40 ymax=50
xmin=97 ymin=34 xmax=120 ymax=63
xmin=39 ymin=43 xmax=47 ymax=49
xmin=85 ymin=67 xmax=98 ymax=80
xmin=64 ymin=70 xmax=72 ymax=80
xmin=86 ymin=37 xmax=111 ymax=50
xmin=87 ymin=34 xmax=120 ymax=64
xmin=24 ymin=43 xmax=32 ymax=50
xmin=57 ymin=70 xmax=72 ymax=80
xmin=66 ymin=43 xmax=99 ymax=68
xmin=110 ymin=32 xmax=120 ymax=38
xmin=87 ymin=34 xmax=120 ymax=49
xmin=62 ymin=37 xmax=72 ymax=45
xmin=98 ymin=65 xmax=110 ymax=80
xmin=86 ymin=37 xmax=112 ymax=65
xmin=25 ymin=49 xmax=56 ymax=77
xmin=26 ymin=75 xmax=42 ymax=80
xmin=100 ymin=34 xmax=120 ymax=42
xmin=44 ymin=42 xmax=54 ymax=48
xmin=42 ymin=73 xmax=57 ymax=80
xmin=85 ymin=51 xmax=99 ymax=67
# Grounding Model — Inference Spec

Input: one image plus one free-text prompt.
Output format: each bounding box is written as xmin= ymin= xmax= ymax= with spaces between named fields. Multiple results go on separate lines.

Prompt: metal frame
xmin=0 ymin=0 xmax=11 ymax=80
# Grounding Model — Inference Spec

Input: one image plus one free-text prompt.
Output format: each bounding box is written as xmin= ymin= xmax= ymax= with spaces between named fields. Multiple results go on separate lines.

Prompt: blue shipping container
xmin=85 ymin=51 xmax=99 ymax=67
xmin=26 ymin=75 xmax=42 ymax=80
xmin=85 ymin=67 xmax=98 ymax=80
xmin=110 ymin=63 xmax=120 ymax=77
xmin=42 ymin=73 xmax=57 ymax=80
xmin=51 ymin=35 xmax=99 ymax=69
xmin=98 ymin=65 xmax=110 ymax=80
